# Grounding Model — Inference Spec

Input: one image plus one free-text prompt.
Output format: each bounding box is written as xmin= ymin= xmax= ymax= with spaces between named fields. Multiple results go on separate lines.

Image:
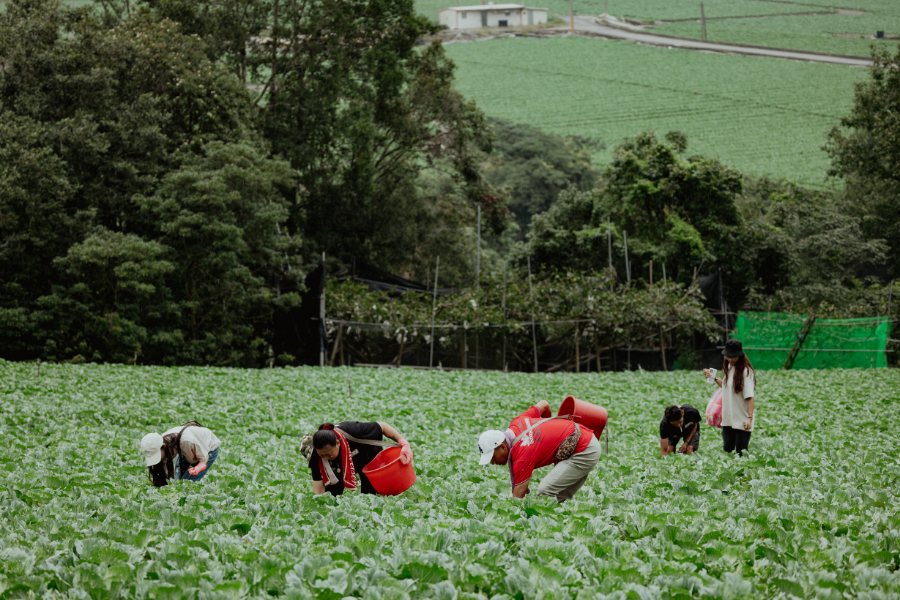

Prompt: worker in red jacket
xmin=477 ymin=400 xmax=601 ymax=503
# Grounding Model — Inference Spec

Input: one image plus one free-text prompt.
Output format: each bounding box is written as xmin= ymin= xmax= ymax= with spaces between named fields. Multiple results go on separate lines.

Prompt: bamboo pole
xmin=607 ymin=217 xmax=613 ymax=292
xmin=319 ymin=252 xmax=325 ymax=367
xmin=700 ymin=2 xmax=707 ymax=41
xmin=461 ymin=328 xmax=467 ymax=369
xmin=719 ymin=268 xmax=728 ymax=342
xmin=659 ymin=324 xmax=668 ymax=371
xmin=623 ymin=231 xmax=631 ymax=282
xmin=329 ymin=322 xmax=343 ymax=366
xmin=528 ymin=256 xmax=539 ymax=374
xmin=429 ymin=257 xmax=440 ymax=369
xmin=476 ymin=205 xmax=481 ymax=288
xmin=502 ymin=264 xmax=507 ymax=372
xmin=575 ymin=324 xmax=580 ymax=373
xmin=887 ymin=280 xmax=894 ymax=323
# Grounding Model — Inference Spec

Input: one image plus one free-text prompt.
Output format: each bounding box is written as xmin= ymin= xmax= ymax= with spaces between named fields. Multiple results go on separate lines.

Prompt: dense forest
xmin=0 ymin=0 xmax=897 ymax=366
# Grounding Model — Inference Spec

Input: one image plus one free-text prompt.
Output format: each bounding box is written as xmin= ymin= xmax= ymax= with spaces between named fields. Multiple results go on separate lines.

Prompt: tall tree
xmin=483 ymin=117 xmax=600 ymax=235
xmin=0 ymin=0 xmax=295 ymax=363
xmin=826 ymin=45 xmax=900 ymax=279
xmin=143 ymin=0 xmax=504 ymax=281
xmin=525 ymin=132 xmax=745 ymax=301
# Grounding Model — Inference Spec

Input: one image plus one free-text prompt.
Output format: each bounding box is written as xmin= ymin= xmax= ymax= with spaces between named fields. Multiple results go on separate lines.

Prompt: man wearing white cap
xmin=478 ymin=400 xmax=601 ymax=503
xmin=140 ymin=421 xmax=221 ymax=487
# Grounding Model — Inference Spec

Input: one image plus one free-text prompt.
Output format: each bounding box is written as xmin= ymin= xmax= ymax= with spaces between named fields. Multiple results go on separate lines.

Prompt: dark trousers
xmin=722 ymin=427 xmax=752 ymax=455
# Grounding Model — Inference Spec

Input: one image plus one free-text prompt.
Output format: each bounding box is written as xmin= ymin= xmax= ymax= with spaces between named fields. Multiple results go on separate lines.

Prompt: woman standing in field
xmin=141 ymin=421 xmax=221 ymax=487
xmin=704 ymin=339 xmax=756 ymax=455
xmin=304 ymin=422 xmax=412 ymax=496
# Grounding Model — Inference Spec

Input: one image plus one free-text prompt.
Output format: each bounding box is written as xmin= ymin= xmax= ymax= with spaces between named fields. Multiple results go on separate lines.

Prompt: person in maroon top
xmin=477 ymin=400 xmax=602 ymax=503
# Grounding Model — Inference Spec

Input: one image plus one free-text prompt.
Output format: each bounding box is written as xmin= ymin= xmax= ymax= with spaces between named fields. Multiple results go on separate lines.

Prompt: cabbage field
xmin=2 ymin=361 xmax=900 ymax=600
xmin=444 ymin=36 xmax=864 ymax=188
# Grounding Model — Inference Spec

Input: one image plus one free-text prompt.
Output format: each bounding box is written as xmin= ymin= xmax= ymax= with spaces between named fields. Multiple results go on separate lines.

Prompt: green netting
xmin=733 ymin=312 xmax=892 ymax=370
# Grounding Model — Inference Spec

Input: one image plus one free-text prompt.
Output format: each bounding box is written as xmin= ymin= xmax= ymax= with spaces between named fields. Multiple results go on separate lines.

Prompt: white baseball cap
xmin=478 ymin=430 xmax=506 ymax=466
xmin=140 ymin=433 xmax=164 ymax=467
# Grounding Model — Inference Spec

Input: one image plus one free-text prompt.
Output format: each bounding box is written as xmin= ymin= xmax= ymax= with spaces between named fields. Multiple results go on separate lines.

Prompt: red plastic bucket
xmin=361 ymin=447 xmax=416 ymax=496
xmin=558 ymin=395 xmax=607 ymax=436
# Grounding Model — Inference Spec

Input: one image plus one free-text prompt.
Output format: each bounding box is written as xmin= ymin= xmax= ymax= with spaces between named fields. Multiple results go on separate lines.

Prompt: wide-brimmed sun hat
xmin=722 ymin=339 xmax=745 ymax=357
xmin=140 ymin=433 xmax=164 ymax=467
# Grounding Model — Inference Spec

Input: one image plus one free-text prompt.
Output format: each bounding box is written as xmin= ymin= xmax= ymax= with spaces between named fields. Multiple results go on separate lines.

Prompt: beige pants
xmin=536 ymin=434 xmax=602 ymax=503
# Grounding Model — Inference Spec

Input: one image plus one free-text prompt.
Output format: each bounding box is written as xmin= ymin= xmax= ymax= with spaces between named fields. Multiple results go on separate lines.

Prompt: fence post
xmin=887 ymin=280 xmax=893 ymax=323
xmin=607 ymin=217 xmax=614 ymax=292
xmin=719 ymin=268 xmax=728 ymax=342
xmin=623 ymin=231 xmax=631 ymax=282
xmin=575 ymin=323 xmax=580 ymax=373
xmin=528 ymin=256 xmax=539 ymax=374
xmin=430 ymin=257 xmax=440 ymax=369
xmin=476 ymin=205 xmax=481 ymax=289
xmin=700 ymin=2 xmax=707 ymax=40
xmin=502 ymin=264 xmax=507 ymax=372
xmin=329 ymin=322 xmax=343 ymax=367
xmin=319 ymin=252 xmax=325 ymax=367
xmin=659 ymin=324 xmax=668 ymax=371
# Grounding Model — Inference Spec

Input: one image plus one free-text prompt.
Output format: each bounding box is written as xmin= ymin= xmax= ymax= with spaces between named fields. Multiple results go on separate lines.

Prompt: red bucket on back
xmin=558 ymin=395 xmax=607 ymax=436
xmin=362 ymin=447 xmax=416 ymax=496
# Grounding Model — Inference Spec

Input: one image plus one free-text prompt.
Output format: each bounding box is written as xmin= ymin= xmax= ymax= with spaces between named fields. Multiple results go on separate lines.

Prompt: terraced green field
xmin=654 ymin=0 xmax=900 ymax=58
xmin=2 ymin=361 xmax=900 ymax=599
xmin=445 ymin=36 xmax=865 ymax=187
xmin=419 ymin=0 xmax=899 ymax=59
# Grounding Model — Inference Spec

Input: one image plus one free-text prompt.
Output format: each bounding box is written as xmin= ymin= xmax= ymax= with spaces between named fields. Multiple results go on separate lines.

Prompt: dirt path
xmin=561 ymin=16 xmax=873 ymax=67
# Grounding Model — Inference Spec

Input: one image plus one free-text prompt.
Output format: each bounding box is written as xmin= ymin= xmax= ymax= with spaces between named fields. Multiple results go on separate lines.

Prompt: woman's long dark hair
xmin=722 ymin=355 xmax=755 ymax=394
xmin=313 ymin=423 xmax=338 ymax=449
xmin=147 ymin=432 xmax=184 ymax=487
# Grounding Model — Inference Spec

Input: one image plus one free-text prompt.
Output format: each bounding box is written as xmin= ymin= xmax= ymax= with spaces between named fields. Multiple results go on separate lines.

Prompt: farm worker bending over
xmin=304 ymin=422 xmax=412 ymax=496
xmin=477 ymin=400 xmax=602 ymax=503
xmin=659 ymin=404 xmax=701 ymax=457
xmin=140 ymin=421 xmax=221 ymax=487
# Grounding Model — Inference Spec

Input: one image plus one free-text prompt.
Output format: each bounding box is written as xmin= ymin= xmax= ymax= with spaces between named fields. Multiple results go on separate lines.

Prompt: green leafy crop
xmin=1 ymin=361 xmax=899 ymax=599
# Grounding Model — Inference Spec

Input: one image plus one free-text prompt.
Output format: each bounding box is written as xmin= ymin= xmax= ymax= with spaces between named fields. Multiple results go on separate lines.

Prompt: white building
xmin=438 ymin=3 xmax=548 ymax=30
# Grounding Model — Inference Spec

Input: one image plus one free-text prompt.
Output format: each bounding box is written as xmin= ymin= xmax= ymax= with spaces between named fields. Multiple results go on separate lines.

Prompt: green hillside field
xmin=444 ymin=35 xmax=866 ymax=188
xmin=2 ymin=361 xmax=900 ymax=599
xmin=653 ymin=0 xmax=900 ymax=58
xmin=420 ymin=0 xmax=899 ymax=58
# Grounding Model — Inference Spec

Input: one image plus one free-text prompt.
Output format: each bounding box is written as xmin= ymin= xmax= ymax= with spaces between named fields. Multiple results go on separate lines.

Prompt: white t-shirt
xmin=163 ymin=425 xmax=221 ymax=464
xmin=721 ymin=367 xmax=755 ymax=431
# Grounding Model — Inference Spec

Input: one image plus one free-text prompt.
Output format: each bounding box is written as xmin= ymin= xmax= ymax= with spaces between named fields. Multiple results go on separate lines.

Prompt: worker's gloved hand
xmin=188 ymin=462 xmax=207 ymax=476
xmin=396 ymin=437 xmax=413 ymax=465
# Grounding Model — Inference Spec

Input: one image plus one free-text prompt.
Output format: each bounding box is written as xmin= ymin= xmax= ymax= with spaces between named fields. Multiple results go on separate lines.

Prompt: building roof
xmin=440 ymin=4 xmax=546 ymax=11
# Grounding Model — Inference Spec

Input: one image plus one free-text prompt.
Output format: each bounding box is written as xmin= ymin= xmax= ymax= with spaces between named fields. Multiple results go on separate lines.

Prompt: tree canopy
xmin=826 ymin=45 xmax=900 ymax=281
xmin=523 ymin=132 xmax=888 ymax=314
